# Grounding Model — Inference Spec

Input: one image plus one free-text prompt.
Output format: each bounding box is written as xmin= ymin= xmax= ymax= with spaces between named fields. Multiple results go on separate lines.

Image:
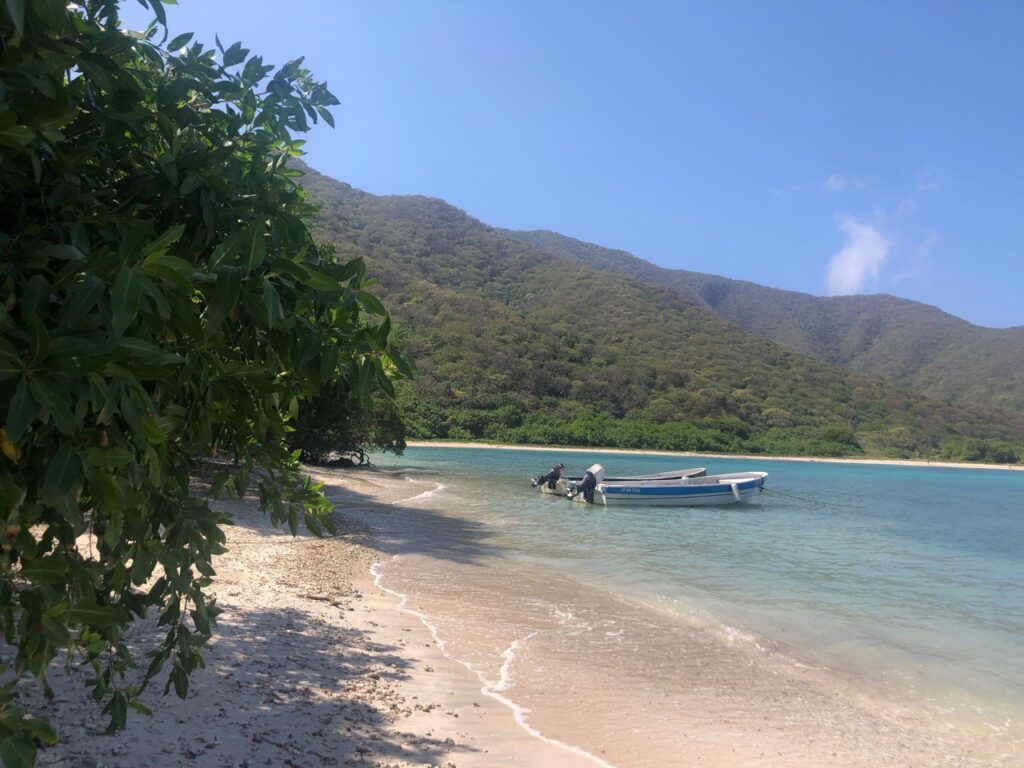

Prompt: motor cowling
xmin=571 ymin=464 xmax=604 ymax=503
xmin=575 ymin=471 xmax=597 ymax=503
xmin=532 ymin=463 xmax=564 ymax=489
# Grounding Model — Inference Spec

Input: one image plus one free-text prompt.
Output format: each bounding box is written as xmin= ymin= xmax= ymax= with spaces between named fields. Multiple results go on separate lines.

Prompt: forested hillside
xmin=512 ymin=230 xmax=1024 ymax=411
xmin=301 ymin=166 xmax=1024 ymax=462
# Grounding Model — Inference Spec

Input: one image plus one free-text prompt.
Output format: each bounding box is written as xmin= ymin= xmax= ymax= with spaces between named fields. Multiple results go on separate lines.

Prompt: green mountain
xmin=510 ymin=230 xmax=1024 ymax=412
xmin=300 ymin=166 xmax=1024 ymax=462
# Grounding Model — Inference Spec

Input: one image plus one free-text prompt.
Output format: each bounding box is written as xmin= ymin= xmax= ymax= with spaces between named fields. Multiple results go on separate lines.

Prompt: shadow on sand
xmin=28 ymin=466 xmax=495 ymax=767
xmin=32 ymin=601 xmax=478 ymax=767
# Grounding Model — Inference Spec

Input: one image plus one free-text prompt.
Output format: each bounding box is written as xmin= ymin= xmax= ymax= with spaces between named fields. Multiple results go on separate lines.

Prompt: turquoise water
xmin=373 ymin=446 xmax=1024 ymax=732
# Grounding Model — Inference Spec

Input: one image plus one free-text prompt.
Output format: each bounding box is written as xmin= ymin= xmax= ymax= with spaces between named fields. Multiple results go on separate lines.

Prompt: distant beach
xmin=408 ymin=439 xmax=1024 ymax=472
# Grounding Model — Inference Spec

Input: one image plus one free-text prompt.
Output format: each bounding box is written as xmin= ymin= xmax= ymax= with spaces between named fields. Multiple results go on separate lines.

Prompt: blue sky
xmin=123 ymin=1 xmax=1023 ymax=328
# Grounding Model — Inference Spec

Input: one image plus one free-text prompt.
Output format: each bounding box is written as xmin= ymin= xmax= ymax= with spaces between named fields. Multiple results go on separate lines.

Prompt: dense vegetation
xmin=512 ymin=230 xmax=1024 ymax=412
xmin=0 ymin=2 xmax=405 ymax=762
xmin=301 ymin=167 xmax=1024 ymax=464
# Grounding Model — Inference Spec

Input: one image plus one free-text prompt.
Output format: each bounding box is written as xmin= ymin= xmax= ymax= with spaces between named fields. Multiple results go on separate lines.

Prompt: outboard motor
xmin=532 ymin=463 xmax=564 ymax=490
xmin=570 ymin=464 xmax=605 ymax=503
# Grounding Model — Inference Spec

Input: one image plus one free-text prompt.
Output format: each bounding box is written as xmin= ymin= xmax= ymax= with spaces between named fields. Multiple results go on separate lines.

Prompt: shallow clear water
xmin=372 ymin=446 xmax=1024 ymax=733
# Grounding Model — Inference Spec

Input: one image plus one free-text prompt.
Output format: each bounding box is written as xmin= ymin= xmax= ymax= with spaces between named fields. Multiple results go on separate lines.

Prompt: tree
xmin=291 ymin=392 xmax=407 ymax=466
xmin=0 ymin=1 xmax=411 ymax=762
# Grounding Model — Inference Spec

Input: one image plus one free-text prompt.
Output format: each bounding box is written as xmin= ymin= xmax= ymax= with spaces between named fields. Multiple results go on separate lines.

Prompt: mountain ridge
xmin=298 ymin=165 xmax=1024 ymax=462
xmin=509 ymin=229 xmax=1024 ymax=410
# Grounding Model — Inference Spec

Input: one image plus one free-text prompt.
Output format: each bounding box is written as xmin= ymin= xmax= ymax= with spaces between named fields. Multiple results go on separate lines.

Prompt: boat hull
xmin=554 ymin=468 xmax=706 ymax=499
xmin=536 ymin=479 xmax=568 ymax=495
xmin=574 ymin=472 xmax=767 ymax=507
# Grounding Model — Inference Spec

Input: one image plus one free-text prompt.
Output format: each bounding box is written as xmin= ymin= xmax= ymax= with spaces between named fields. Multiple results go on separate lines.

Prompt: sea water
xmin=365 ymin=445 xmax=1024 ymax=755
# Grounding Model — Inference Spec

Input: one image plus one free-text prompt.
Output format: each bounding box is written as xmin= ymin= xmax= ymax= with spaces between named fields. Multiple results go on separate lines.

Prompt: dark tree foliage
xmin=0 ymin=1 xmax=409 ymax=762
xmin=290 ymin=393 xmax=407 ymax=466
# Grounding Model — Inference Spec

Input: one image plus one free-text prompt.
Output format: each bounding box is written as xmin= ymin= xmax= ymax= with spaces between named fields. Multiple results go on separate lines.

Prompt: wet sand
xmin=407 ymin=440 xmax=1024 ymax=472
xmin=25 ymin=466 xmax=1020 ymax=767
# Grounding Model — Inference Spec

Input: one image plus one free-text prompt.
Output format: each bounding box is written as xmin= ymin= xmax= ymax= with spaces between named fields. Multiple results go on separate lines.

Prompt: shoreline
xmin=30 ymin=465 xmax=1020 ymax=767
xmin=321 ymin=466 xmax=1017 ymax=767
xmin=407 ymin=439 xmax=1024 ymax=472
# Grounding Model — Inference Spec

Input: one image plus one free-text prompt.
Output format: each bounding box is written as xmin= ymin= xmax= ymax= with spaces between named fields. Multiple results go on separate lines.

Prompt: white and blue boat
xmin=533 ymin=464 xmax=707 ymax=496
xmin=568 ymin=464 xmax=767 ymax=506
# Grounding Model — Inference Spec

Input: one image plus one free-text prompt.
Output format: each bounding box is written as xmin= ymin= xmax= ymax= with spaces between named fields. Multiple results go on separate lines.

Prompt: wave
xmin=391 ymin=481 xmax=447 ymax=505
xmin=369 ymin=557 xmax=616 ymax=768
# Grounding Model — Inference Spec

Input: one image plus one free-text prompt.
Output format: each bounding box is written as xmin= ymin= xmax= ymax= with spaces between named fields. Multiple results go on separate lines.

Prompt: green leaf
xmin=142 ymin=224 xmax=186 ymax=258
xmin=118 ymin=338 xmax=184 ymax=367
xmin=51 ymin=494 xmax=83 ymax=529
xmin=387 ymin=349 xmax=415 ymax=380
xmin=141 ymin=417 xmax=167 ymax=444
xmin=0 ymin=337 xmax=22 ymax=377
xmin=105 ymin=692 xmax=128 ymax=734
xmin=205 ymin=267 xmax=241 ymax=332
xmin=222 ymin=42 xmax=249 ymax=68
xmin=166 ymin=32 xmax=194 ymax=51
xmin=18 ymin=716 xmax=57 ymax=746
xmin=179 ymin=171 xmax=202 ymax=196
xmin=261 ymin=282 xmax=281 ymax=329
xmin=171 ymin=665 xmax=189 ymax=698
xmin=334 ymin=257 xmax=364 ymax=284
xmin=6 ymin=378 xmax=36 ymax=442
xmin=0 ymin=734 xmax=34 ymax=768
xmin=101 ymin=510 xmax=123 ymax=549
xmin=68 ymin=602 xmax=130 ymax=629
xmin=83 ymin=447 xmax=134 ymax=468
xmin=66 ymin=275 xmax=105 ymax=323
xmin=129 ymin=700 xmax=154 ymax=717
xmin=40 ymin=244 xmax=85 ymax=261
xmin=21 ymin=274 xmax=49 ymax=319
xmin=47 ymin=336 xmax=118 ymax=373
xmin=149 ymin=0 xmax=167 ymax=25
xmin=44 ymin=444 xmax=81 ymax=498
xmin=88 ymin=471 xmax=123 ymax=516
xmin=376 ymin=315 xmax=391 ymax=347
xmin=120 ymin=220 xmax=155 ymax=262
xmin=241 ymin=222 xmax=266 ymax=273
xmin=5 ymin=0 xmax=26 ymax=38
xmin=208 ymin=231 xmax=242 ymax=270
xmin=357 ymin=291 xmax=387 ymax=316
xmin=0 ymin=476 xmax=27 ymax=514
xmin=19 ymin=555 xmax=68 ymax=585
xmin=28 ymin=316 xmax=50 ymax=361
xmin=111 ymin=269 xmax=142 ymax=336
xmin=316 ymin=105 xmax=336 ymax=128
xmin=28 ymin=378 xmax=75 ymax=434
xmin=298 ymin=266 xmax=340 ymax=292
xmin=140 ymin=254 xmax=196 ymax=292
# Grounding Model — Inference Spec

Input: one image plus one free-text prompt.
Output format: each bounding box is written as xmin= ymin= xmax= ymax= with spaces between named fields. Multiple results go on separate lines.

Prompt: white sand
xmin=27 ymin=492 xmax=594 ymax=768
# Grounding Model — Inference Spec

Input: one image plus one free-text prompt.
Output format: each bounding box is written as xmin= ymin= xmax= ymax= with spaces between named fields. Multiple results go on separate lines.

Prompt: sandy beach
xmin=27 ymin=483 xmax=593 ymax=768
xmin=407 ymin=440 xmax=1024 ymax=472
xmin=24 ymin=465 xmax=1020 ymax=767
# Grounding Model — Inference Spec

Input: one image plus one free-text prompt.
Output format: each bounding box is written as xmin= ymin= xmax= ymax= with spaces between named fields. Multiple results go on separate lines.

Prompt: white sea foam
xmin=391 ymin=482 xmax=447 ymax=505
xmin=370 ymin=558 xmax=616 ymax=768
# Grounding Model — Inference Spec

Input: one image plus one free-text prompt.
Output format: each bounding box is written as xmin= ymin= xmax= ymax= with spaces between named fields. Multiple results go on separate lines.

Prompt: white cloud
xmin=825 ymin=173 xmax=868 ymax=193
xmin=895 ymin=197 xmax=917 ymax=217
xmin=825 ymin=215 xmax=893 ymax=295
